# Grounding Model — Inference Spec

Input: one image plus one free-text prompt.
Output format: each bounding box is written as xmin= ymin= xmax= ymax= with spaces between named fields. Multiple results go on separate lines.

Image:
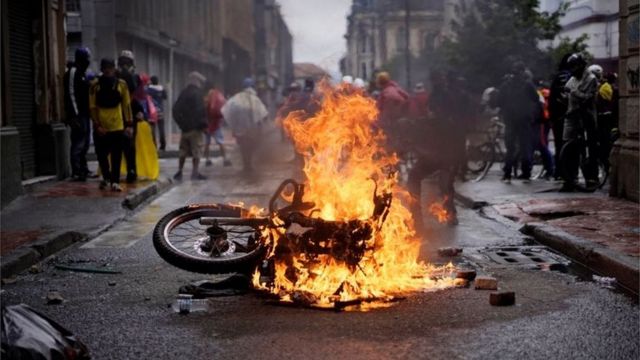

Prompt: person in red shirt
xmin=409 ymin=82 xmax=429 ymax=120
xmin=203 ymin=82 xmax=231 ymax=167
xmin=376 ymin=72 xmax=410 ymax=126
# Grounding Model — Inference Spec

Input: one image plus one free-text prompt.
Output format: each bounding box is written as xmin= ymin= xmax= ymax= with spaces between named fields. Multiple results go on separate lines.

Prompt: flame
xmin=228 ymin=201 xmax=266 ymax=218
xmin=253 ymin=83 xmax=455 ymax=309
xmin=428 ymin=196 xmax=452 ymax=224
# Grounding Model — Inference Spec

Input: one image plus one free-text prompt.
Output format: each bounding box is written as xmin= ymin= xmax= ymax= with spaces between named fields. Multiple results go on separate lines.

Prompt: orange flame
xmin=253 ymin=83 xmax=455 ymax=309
xmin=428 ymin=196 xmax=451 ymax=224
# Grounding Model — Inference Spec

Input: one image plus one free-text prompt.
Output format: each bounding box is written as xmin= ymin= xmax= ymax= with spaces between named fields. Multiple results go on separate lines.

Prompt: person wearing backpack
xmin=172 ymin=71 xmax=208 ymax=181
xmin=89 ymin=58 xmax=133 ymax=192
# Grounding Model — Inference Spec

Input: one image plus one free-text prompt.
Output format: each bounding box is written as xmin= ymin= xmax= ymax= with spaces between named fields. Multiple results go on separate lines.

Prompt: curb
xmin=1 ymin=179 xmax=173 ymax=279
xmin=1 ymin=231 xmax=86 ymax=279
xmin=454 ymin=190 xmax=489 ymax=209
xmin=521 ymin=222 xmax=639 ymax=295
xmin=122 ymin=177 xmax=173 ymax=210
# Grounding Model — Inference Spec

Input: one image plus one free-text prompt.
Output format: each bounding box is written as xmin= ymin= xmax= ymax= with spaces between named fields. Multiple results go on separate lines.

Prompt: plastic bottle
xmin=172 ymin=294 xmax=209 ymax=314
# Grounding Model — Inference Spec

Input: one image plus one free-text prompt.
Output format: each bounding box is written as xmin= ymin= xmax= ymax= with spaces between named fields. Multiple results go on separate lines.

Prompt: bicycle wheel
xmin=467 ymin=142 xmax=493 ymax=174
xmin=153 ymin=204 xmax=267 ymax=274
xmin=471 ymin=142 xmax=496 ymax=182
xmin=598 ymin=161 xmax=609 ymax=189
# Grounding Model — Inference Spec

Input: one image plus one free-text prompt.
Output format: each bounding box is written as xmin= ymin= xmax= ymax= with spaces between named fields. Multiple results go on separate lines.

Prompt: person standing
xmin=549 ymin=54 xmax=573 ymax=180
xmin=117 ymin=50 xmax=142 ymax=183
xmin=221 ymin=78 xmax=269 ymax=175
xmin=147 ymin=75 xmax=167 ymax=151
xmin=595 ymin=72 xmax=618 ymax=170
xmin=204 ymin=82 xmax=231 ymax=167
xmin=64 ymin=47 xmax=92 ymax=181
xmin=493 ymin=62 xmax=540 ymax=183
xmin=559 ymin=53 xmax=599 ymax=192
xmin=89 ymin=58 xmax=133 ymax=192
xmin=172 ymin=72 xmax=208 ymax=181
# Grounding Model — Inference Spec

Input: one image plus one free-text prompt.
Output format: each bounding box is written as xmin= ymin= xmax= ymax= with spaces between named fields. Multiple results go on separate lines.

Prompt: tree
xmin=432 ymin=0 xmax=589 ymax=93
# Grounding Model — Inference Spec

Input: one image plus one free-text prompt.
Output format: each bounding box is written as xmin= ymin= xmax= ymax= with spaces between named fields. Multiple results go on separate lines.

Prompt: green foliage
xmin=432 ymin=0 xmax=589 ymax=93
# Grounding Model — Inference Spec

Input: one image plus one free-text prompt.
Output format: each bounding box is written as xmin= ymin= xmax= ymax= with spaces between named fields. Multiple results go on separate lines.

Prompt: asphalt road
xmin=1 ymin=136 xmax=638 ymax=360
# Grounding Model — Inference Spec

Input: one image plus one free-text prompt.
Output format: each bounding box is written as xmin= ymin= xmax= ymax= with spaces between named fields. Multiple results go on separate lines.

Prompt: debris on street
xmin=178 ymin=274 xmax=251 ymax=298
xmin=474 ymin=276 xmax=498 ymax=290
xmin=46 ymin=291 xmax=65 ymax=305
xmin=54 ymin=264 xmax=121 ymax=274
xmin=456 ymin=269 xmax=477 ymax=280
xmin=489 ymin=291 xmax=516 ymax=306
xmin=1 ymin=304 xmax=90 ymax=359
xmin=438 ymin=247 xmax=463 ymax=257
xmin=453 ymin=278 xmax=469 ymax=288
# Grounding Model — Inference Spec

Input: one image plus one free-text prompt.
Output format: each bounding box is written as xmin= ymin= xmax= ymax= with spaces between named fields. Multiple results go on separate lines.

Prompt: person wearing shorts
xmin=172 ymin=72 xmax=208 ymax=180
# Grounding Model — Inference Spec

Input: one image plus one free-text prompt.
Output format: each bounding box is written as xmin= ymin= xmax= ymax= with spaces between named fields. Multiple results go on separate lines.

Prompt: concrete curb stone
xmin=122 ymin=177 xmax=173 ymax=210
xmin=454 ymin=190 xmax=488 ymax=209
xmin=1 ymin=178 xmax=173 ymax=279
xmin=521 ymin=222 xmax=639 ymax=295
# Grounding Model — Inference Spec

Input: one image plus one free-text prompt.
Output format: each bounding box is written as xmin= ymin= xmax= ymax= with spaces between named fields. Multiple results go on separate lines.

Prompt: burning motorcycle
xmin=153 ymin=178 xmax=392 ymax=283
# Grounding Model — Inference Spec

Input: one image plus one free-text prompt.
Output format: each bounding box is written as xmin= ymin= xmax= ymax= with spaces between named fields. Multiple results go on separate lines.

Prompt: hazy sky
xmin=278 ymin=0 xmax=351 ymax=79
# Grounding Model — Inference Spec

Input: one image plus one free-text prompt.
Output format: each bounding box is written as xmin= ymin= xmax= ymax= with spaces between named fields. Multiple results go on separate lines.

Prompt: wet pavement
xmin=1 ymin=134 xmax=639 ymax=359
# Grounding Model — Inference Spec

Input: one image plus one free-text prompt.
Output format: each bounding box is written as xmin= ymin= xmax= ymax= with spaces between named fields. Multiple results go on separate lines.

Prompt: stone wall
xmin=610 ymin=0 xmax=639 ymax=201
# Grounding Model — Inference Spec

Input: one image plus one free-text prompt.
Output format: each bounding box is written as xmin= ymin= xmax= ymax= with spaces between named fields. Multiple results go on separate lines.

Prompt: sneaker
xmin=501 ymin=174 xmax=512 ymax=184
xmin=223 ymin=159 xmax=232 ymax=167
xmin=99 ymin=180 xmax=109 ymax=190
xmin=191 ymin=173 xmax=207 ymax=181
xmin=205 ymin=159 xmax=213 ymax=167
xmin=111 ymin=183 xmax=123 ymax=192
xmin=173 ymin=171 xmax=183 ymax=181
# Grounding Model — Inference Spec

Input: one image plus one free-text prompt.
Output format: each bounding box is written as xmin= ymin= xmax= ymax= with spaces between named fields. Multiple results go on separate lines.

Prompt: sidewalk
xmin=0 ymin=169 xmax=172 ymax=279
xmin=455 ymin=166 xmax=639 ymax=294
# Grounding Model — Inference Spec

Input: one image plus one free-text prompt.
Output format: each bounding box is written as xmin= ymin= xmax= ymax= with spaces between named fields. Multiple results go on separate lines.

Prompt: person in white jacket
xmin=221 ymin=78 xmax=268 ymax=175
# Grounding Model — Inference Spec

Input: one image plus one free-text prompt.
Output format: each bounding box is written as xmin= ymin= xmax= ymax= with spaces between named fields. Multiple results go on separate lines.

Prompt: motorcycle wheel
xmin=153 ymin=204 xmax=266 ymax=274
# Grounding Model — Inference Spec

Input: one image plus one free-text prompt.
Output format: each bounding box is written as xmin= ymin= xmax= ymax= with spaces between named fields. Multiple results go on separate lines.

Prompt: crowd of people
xmin=65 ymin=48 xmax=165 ymax=190
xmin=64 ymin=45 xmax=617 ymax=232
xmin=64 ymin=47 xmax=268 ymax=189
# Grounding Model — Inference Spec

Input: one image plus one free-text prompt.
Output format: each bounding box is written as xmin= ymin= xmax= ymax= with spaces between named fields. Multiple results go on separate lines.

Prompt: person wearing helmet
xmin=353 ymin=78 xmax=366 ymax=91
xmin=559 ymin=53 xmax=599 ymax=191
xmin=64 ymin=47 xmax=93 ymax=181
xmin=588 ymin=64 xmax=604 ymax=81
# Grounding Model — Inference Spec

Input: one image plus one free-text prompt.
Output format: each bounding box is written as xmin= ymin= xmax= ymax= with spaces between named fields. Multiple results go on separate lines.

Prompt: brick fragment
xmin=456 ymin=269 xmax=476 ymax=281
xmin=453 ymin=278 xmax=469 ymax=288
xmin=489 ymin=291 xmax=515 ymax=306
xmin=437 ymin=247 xmax=462 ymax=257
xmin=474 ymin=276 xmax=498 ymax=290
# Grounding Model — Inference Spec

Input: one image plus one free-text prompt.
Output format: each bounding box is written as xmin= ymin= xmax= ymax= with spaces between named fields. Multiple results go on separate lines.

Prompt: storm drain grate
xmin=466 ymin=246 xmax=570 ymax=269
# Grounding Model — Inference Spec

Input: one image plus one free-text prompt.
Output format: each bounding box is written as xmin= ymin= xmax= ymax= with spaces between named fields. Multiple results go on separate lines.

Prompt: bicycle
xmin=466 ymin=116 xmax=505 ymax=182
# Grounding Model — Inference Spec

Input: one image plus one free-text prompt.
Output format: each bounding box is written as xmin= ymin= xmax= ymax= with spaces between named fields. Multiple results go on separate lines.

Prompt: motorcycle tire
xmin=153 ymin=204 xmax=266 ymax=274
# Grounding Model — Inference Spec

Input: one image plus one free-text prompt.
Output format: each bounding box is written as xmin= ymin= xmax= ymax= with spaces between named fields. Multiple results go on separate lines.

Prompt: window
xmin=66 ymin=0 xmax=81 ymax=12
xmin=361 ymin=62 xmax=368 ymax=80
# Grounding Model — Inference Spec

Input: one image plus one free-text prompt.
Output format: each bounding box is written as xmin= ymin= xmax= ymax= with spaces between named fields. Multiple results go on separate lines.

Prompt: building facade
xmin=254 ymin=0 xmax=294 ymax=116
xmin=342 ymin=0 xmax=444 ymax=87
xmin=539 ymin=0 xmax=620 ymax=72
xmin=610 ymin=0 xmax=639 ymax=201
xmin=1 ymin=0 xmax=68 ymax=207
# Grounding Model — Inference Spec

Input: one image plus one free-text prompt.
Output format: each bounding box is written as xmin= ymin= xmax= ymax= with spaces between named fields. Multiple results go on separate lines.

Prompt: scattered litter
xmin=437 ymin=247 xmax=463 ymax=257
xmin=453 ymin=278 xmax=469 ymax=288
xmin=172 ymin=294 xmax=210 ymax=314
xmin=1 ymin=277 xmax=17 ymax=285
xmin=54 ymin=264 xmax=121 ymax=274
xmin=592 ymin=275 xmax=616 ymax=287
xmin=456 ymin=269 xmax=476 ymax=281
xmin=29 ymin=265 xmax=42 ymax=274
xmin=1 ymin=304 xmax=90 ymax=359
xmin=108 ymin=281 xmax=117 ymax=287
xmin=178 ymin=274 xmax=250 ymax=298
xmin=474 ymin=276 xmax=498 ymax=290
xmin=46 ymin=291 xmax=65 ymax=305
xmin=490 ymin=291 xmax=515 ymax=306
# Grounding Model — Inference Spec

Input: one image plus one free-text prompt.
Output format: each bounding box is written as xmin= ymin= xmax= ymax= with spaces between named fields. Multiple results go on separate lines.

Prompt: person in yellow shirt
xmin=89 ymin=58 xmax=133 ymax=192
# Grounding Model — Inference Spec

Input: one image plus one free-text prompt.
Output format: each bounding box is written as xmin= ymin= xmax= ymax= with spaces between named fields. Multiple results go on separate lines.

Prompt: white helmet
xmin=353 ymin=78 xmax=365 ymax=89
xmin=341 ymin=75 xmax=354 ymax=84
xmin=588 ymin=64 xmax=603 ymax=79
